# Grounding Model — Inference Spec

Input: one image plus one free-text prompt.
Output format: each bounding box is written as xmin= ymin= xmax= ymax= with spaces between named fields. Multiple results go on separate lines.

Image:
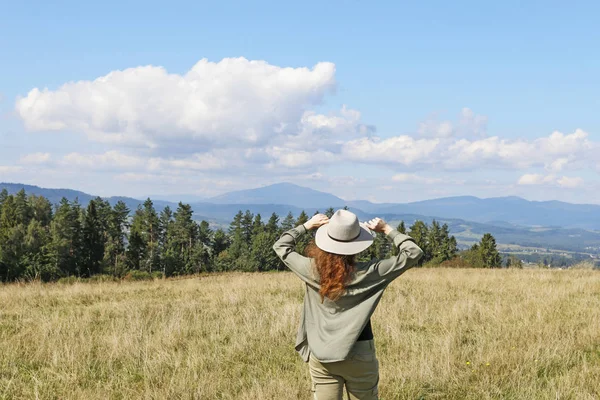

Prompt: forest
xmin=0 ymin=188 xmax=504 ymax=282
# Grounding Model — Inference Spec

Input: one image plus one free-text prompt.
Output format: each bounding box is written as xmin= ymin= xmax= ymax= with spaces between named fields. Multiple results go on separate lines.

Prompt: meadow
xmin=1 ymin=269 xmax=599 ymax=399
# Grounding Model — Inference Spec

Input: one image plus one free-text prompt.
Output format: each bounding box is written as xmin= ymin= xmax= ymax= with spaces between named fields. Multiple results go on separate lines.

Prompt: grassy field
xmin=1 ymin=269 xmax=600 ymax=400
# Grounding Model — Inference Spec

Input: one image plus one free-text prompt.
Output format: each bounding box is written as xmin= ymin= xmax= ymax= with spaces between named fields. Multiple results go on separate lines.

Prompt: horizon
xmin=1 ymin=1 xmax=599 ymax=204
xmin=3 ymin=180 xmax=600 ymax=207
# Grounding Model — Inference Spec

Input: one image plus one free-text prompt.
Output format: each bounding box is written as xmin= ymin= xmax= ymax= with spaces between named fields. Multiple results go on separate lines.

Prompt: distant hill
xmin=0 ymin=182 xmax=208 ymax=222
xmin=2 ymin=182 xmax=600 ymax=254
xmin=207 ymin=182 xmax=346 ymax=209
xmin=375 ymin=196 xmax=600 ymax=230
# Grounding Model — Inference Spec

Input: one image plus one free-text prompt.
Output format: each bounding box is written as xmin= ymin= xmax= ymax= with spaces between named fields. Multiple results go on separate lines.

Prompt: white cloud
xmin=418 ymin=108 xmax=487 ymax=138
xmin=19 ymin=152 xmax=51 ymax=164
xmin=342 ymin=136 xmax=440 ymax=166
xmin=557 ymin=176 xmax=584 ymax=188
xmin=16 ymin=58 xmax=337 ymax=151
xmin=518 ymin=174 xmax=556 ymax=185
xmin=392 ymin=173 xmax=442 ymax=184
xmin=60 ymin=151 xmax=144 ymax=169
xmin=265 ymin=147 xmax=338 ymax=168
xmin=0 ymin=166 xmax=23 ymax=174
xmin=546 ymin=157 xmax=569 ymax=172
xmin=517 ymin=173 xmax=584 ymax=188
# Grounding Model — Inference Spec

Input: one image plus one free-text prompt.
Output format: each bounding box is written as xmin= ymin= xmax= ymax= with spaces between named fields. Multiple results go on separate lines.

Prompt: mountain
xmin=207 ymin=182 xmax=346 ymax=209
xmin=3 ymin=182 xmax=600 ymax=253
xmin=375 ymin=196 xmax=600 ymax=230
xmin=0 ymin=182 xmax=199 ymax=222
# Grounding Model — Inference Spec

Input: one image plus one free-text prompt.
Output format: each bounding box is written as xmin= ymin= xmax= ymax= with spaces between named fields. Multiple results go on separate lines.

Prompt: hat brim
xmin=314 ymin=223 xmax=375 ymax=255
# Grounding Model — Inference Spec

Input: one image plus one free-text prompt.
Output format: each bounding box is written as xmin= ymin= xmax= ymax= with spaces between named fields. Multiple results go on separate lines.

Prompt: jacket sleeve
xmin=272 ymin=225 xmax=317 ymax=285
xmin=370 ymin=229 xmax=423 ymax=279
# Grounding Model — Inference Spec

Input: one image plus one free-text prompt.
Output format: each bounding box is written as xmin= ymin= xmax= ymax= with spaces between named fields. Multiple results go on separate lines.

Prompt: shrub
xmin=88 ymin=274 xmax=118 ymax=283
xmin=57 ymin=276 xmax=80 ymax=285
xmin=123 ymin=270 xmax=153 ymax=281
xmin=151 ymin=271 xmax=165 ymax=279
xmin=439 ymin=257 xmax=473 ymax=268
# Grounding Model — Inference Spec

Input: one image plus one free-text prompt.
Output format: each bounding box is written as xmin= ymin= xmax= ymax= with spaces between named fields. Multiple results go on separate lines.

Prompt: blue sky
xmin=1 ymin=0 xmax=599 ymax=203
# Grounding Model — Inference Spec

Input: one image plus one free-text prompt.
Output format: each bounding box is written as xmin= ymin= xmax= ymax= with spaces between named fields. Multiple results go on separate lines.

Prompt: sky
xmin=1 ymin=0 xmax=599 ymax=204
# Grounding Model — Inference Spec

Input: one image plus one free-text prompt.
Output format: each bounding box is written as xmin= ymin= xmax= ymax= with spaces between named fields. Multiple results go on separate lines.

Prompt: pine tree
xmin=22 ymin=218 xmax=54 ymax=281
xmin=228 ymin=211 xmax=245 ymax=261
xmin=104 ymin=201 xmax=129 ymax=276
xmin=409 ymin=220 xmax=429 ymax=264
xmin=29 ymin=195 xmax=53 ymax=227
xmin=0 ymin=188 xmax=8 ymax=215
xmin=143 ymin=199 xmax=160 ymax=273
xmin=0 ymin=195 xmax=26 ymax=280
xmin=126 ymin=207 xmax=147 ymax=271
xmin=241 ymin=210 xmax=254 ymax=244
xmin=479 ymin=233 xmax=501 ymax=268
xmin=171 ymin=202 xmax=198 ymax=274
xmin=14 ymin=189 xmax=33 ymax=227
xmin=265 ymin=213 xmax=279 ymax=235
xmin=157 ymin=206 xmax=173 ymax=275
xmin=439 ymin=223 xmax=458 ymax=262
xmin=82 ymin=200 xmax=105 ymax=276
xmin=49 ymin=198 xmax=83 ymax=277
xmin=325 ymin=207 xmax=335 ymax=218
xmin=506 ymin=255 xmax=523 ymax=269
xmin=397 ymin=221 xmax=406 ymax=234
xmin=281 ymin=212 xmax=295 ymax=231
xmin=295 ymin=211 xmax=310 ymax=254
xmin=252 ymin=214 xmax=264 ymax=236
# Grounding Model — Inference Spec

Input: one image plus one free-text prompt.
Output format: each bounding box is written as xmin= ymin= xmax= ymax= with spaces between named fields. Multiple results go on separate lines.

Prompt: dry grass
xmin=1 ymin=269 xmax=600 ymax=399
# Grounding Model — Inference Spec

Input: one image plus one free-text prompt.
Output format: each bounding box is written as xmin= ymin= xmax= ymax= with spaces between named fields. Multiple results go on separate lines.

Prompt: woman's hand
xmin=366 ymin=217 xmax=392 ymax=235
xmin=303 ymin=214 xmax=329 ymax=231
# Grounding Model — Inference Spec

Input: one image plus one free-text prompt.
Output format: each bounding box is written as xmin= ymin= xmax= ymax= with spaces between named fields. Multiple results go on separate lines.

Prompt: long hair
xmin=305 ymin=241 xmax=355 ymax=302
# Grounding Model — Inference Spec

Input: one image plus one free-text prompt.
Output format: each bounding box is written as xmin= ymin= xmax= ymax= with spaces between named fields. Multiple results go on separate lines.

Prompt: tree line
xmin=0 ymin=189 xmax=506 ymax=282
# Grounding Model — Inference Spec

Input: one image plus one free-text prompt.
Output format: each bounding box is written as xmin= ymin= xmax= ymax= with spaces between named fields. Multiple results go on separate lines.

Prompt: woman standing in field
xmin=273 ymin=209 xmax=424 ymax=400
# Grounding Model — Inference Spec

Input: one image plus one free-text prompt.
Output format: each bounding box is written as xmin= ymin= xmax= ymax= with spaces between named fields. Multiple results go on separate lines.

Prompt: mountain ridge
xmin=2 ymin=181 xmax=600 ymax=230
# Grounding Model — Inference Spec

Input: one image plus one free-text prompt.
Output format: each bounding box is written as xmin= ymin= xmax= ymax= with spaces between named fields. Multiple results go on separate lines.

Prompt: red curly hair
xmin=305 ymin=241 xmax=355 ymax=302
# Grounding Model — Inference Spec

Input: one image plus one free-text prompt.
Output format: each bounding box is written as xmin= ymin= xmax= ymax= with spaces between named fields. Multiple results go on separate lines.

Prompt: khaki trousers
xmin=308 ymin=340 xmax=379 ymax=400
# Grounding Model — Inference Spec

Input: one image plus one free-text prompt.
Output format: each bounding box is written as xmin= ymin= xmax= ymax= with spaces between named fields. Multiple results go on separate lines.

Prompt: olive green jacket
xmin=273 ymin=224 xmax=424 ymax=363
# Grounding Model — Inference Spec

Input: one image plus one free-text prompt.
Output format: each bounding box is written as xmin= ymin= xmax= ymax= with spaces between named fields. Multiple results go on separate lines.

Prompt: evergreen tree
xmin=104 ymin=201 xmax=129 ymax=276
xmin=143 ymin=198 xmax=160 ymax=272
xmin=0 ymin=188 xmax=8 ymax=215
xmin=250 ymin=230 xmax=280 ymax=271
xmin=126 ymin=207 xmax=147 ymax=271
xmin=171 ymin=203 xmax=198 ymax=274
xmin=29 ymin=195 xmax=53 ymax=227
xmin=463 ymin=243 xmax=484 ymax=268
xmin=479 ymin=233 xmax=501 ymax=268
xmin=0 ymin=195 xmax=26 ymax=280
xmin=325 ymin=207 xmax=335 ymax=218
xmin=227 ymin=211 xmax=245 ymax=261
xmin=197 ymin=220 xmax=213 ymax=246
xmin=22 ymin=218 xmax=55 ymax=281
xmin=409 ymin=220 xmax=429 ymax=264
xmin=439 ymin=223 xmax=458 ymax=262
xmin=252 ymin=214 xmax=264 ymax=236
xmin=265 ymin=213 xmax=279 ymax=235
xmin=295 ymin=211 xmax=310 ymax=254
xmin=81 ymin=200 xmax=105 ymax=276
xmin=397 ymin=221 xmax=406 ymax=234
xmin=241 ymin=210 xmax=254 ymax=244
xmin=506 ymin=255 xmax=523 ymax=269
xmin=281 ymin=212 xmax=295 ymax=231
xmin=49 ymin=198 xmax=83 ymax=277
xmin=14 ymin=189 xmax=33 ymax=227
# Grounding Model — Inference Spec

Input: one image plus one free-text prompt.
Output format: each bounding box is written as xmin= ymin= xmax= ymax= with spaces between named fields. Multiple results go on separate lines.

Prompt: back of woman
xmin=273 ymin=210 xmax=424 ymax=400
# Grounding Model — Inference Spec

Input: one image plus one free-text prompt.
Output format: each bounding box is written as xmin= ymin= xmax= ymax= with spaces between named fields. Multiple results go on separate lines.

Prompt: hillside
xmin=3 ymin=182 xmax=600 ymax=254
xmin=207 ymin=182 xmax=346 ymax=209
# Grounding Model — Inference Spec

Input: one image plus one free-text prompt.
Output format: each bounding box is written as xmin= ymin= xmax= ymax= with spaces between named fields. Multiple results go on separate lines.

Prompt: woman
xmin=273 ymin=209 xmax=423 ymax=400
